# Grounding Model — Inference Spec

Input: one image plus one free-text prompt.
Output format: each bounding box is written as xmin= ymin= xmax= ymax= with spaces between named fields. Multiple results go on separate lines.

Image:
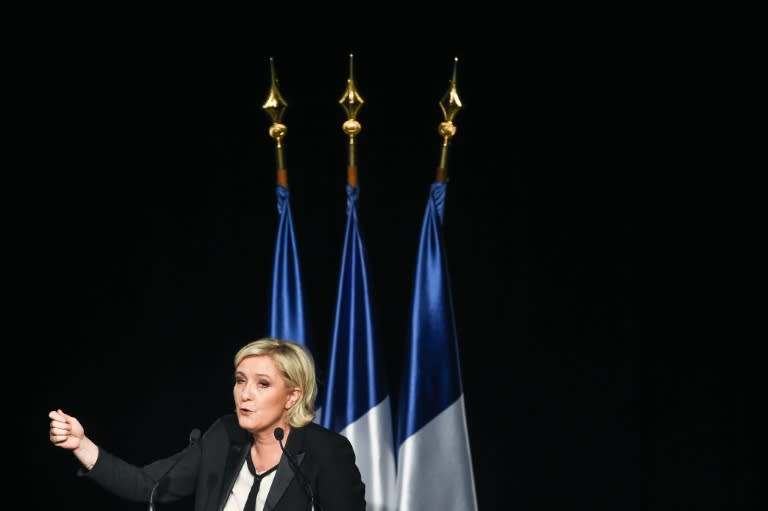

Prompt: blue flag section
xmin=267 ymin=185 xmax=323 ymax=419
xmin=323 ymin=184 xmax=396 ymax=511
xmin=396 ymin=181 xmax=478 ymax=511
xmin=268 ymin=185 xmax=308 ymax=347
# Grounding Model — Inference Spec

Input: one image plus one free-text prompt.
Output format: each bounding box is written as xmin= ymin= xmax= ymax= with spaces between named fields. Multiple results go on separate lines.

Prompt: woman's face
xmin=234 ymin=354 xmax=299 ymax=435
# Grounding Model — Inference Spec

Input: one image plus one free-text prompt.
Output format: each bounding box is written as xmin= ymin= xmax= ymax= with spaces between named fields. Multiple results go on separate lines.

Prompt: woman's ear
xmin=286 ymin=387 xmax=302 ymax=409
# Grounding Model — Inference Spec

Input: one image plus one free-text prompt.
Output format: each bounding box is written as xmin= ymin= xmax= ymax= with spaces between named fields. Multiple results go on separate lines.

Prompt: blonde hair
xmin=234 ymin=338 xmax=317 ymax=427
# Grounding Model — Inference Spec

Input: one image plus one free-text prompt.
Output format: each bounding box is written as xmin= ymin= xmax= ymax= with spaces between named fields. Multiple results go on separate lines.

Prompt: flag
xmin=268 ymin=184 xmax=324 ymax=420
xmin=323 ymin=184 xmax=397 ymax=511
xmin=268 ymin=184 xmax=309 ymax=347
xmin=396 ymin=180 xmax=478 ymax=511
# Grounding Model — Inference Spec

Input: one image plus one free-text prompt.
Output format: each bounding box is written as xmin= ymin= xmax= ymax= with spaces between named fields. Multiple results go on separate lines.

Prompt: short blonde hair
xmin=234 ymin=338 xmax=317 ymax=427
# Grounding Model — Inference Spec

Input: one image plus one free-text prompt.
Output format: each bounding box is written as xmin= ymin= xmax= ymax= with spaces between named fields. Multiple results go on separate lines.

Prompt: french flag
xmin=396 ymin=181 xmax=478 ymax=511
xmin=323 ymin=184 xmax=396 ymax=511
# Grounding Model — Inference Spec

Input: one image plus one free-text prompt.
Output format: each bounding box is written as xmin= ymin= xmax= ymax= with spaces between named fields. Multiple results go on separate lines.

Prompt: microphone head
xmin=189 ymin=428 xmax=202 ymax=445
xmin=274 ymin=427 xmax=284 ymax=441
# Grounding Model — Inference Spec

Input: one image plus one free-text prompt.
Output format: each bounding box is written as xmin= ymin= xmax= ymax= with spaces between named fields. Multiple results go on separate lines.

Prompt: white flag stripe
xmin=396 ymin=395 xmax=478 ymax=511
xmin=342 ymin=397 xmax=397 ymax=511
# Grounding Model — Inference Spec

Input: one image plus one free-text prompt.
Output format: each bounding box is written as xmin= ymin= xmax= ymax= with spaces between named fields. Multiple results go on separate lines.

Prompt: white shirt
xmin=223 ymin=460 xmax=278 ymax=511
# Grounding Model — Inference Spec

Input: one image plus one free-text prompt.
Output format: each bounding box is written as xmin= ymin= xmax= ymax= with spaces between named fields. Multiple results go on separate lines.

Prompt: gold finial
xmin=437 ymin=57 xmax=462 ymax=180
xmin=263 ymin=57 xmax=288 ymax=126
xmin=339 ymin=54 xmax=365 ymax=183
xmin=262 ymin=57 xmax=288 ymax=183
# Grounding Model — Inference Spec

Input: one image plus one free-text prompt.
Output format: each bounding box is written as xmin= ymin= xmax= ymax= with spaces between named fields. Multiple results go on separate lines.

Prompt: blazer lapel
xmin=216 ymin=432 xmax=250 ymax=511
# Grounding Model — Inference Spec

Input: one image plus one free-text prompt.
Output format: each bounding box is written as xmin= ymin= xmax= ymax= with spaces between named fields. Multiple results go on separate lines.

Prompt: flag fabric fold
xmin=395 ymin=180 xmax=478 ymax=511
xmin=323 ymin=184 xmax=397 ymax=511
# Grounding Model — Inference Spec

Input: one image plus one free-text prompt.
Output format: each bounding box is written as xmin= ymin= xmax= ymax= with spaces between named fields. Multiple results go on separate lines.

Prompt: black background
xmin=6 ymin=5 xmax=763 ymax=510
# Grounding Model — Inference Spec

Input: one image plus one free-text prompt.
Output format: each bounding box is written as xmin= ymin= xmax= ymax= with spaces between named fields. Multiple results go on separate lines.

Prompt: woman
xmin=49 ymin=338 xmax=366 ymax=511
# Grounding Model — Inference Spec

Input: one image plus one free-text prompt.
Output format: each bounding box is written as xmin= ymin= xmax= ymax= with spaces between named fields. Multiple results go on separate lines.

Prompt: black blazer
xmin=82 ymin=415 xmax=366 ymax=511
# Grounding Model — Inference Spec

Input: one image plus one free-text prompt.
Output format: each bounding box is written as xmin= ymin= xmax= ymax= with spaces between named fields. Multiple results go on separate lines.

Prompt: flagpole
xmin=260 ymin=57 xmax=313 ymax=367
xmin=326 ymin=55 xmax=397 ymax=510
xmin=395 ymin=56 xmax=477 ymax=511
xmin=263 ymin=56 xmax=289 ymax=186
xmin=436 ymin=57 xmax=462 ymax=182
xmin=339 ymin=53 xmax=364 ymax=187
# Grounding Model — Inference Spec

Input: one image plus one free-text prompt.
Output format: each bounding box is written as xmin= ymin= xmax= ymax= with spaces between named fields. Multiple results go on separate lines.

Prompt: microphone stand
xmin=148 ymin=428 xmax=201 ymax=511
xmin=274 ymin=427 xmax=322 ymax=511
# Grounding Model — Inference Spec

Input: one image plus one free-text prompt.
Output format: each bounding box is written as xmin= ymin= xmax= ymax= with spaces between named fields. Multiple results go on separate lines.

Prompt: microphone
xmin=148 ymin=428 xmax=201 ymax=511
xmin=274 ymin=427 xmax=321 ymax=511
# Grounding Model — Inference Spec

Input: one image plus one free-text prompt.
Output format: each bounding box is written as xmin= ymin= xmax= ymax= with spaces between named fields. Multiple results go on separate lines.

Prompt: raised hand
xmin=49 ymin=408 xmax=85 ymax=451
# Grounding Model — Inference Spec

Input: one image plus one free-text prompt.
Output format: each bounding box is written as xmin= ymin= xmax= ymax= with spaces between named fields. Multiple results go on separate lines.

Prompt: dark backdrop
xmin=6 ymin=5 xmax=761 ymax=510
